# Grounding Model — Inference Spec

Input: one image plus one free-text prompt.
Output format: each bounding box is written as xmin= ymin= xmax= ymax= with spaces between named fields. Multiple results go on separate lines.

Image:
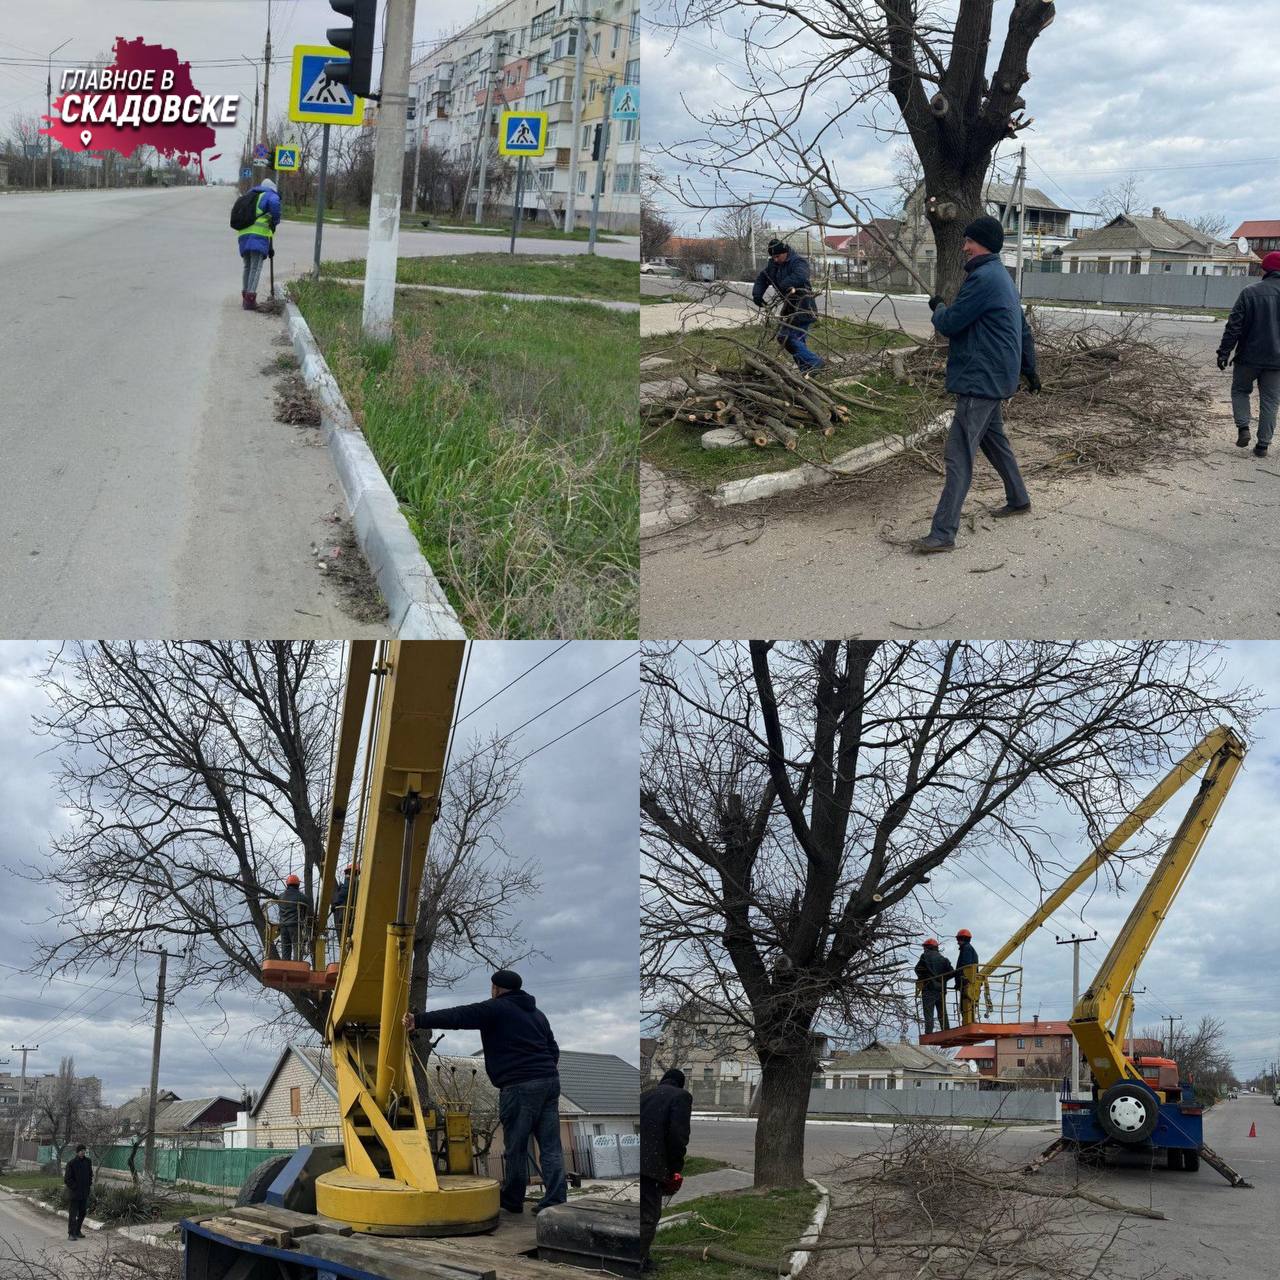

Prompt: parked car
xmin=641 ymin=261 xmax=681 ymax=277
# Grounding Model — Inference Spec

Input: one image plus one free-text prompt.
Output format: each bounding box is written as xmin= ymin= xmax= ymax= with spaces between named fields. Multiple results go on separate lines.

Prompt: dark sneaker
xmin=991 ymin=503 xmax=1031 ymax=518
xmin=1237 ymin=428 xmax=1251 ymax=448
xmin=1255 ymin=443 xmax=1269 ymax=458
xmin=911 ymin=536 xmax=955 ymax=554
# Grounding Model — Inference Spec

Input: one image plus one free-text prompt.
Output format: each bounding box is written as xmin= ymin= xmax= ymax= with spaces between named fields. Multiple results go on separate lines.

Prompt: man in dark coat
xmin=639 ymin=1069 xmax=692 ymax=1270
xmin=914 ymin=938 xmax=954 ymax=1034
xmin=64 ymin=1143 xmax=92 ymax=1240
xmin=914 ymin=215 xmax=1040 ymax=553
xmin=1217 ymin=250 xmax=1280 ymax=458
xmin=752 ymin=239 xmax=824 ymax=373
xmin=403 ymin=969 xmax=566 ymax=1215
xmin=954 ymin=928 xmax=981 ymax=1025
xmin=330 ymin=863 xmax=358 ymax=940
xmin=276 ymin=874 xmax=312 ymax=962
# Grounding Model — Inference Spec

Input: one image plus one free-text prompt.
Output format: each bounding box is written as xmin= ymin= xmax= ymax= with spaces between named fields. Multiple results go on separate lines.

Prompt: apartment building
xmin=409 ymin=0 xmax=640 ymax=231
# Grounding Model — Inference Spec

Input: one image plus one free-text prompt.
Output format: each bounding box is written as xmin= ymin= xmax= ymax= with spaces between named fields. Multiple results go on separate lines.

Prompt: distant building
xmin=117 ymin=1088 xmax=240 ymax=1147
xmin=1057 ymin=209 xmax=1254 ymax=277
xmin=1231 ymin=220 xmax=1280 ymax=258
xmin=639 ymin=1037 xmax=656 ymax=1081
xmin=818 ymin=1040 xmax=978 ymax=1091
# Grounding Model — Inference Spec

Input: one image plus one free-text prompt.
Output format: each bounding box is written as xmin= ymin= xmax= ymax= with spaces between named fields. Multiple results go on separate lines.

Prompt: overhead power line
xmin=514 ymin=688 xmax=639 ymax=767
xmin=500 ymin=651 xmax=636 ymax=742
xmin=455 ymin=641 xmax=571 ymax=726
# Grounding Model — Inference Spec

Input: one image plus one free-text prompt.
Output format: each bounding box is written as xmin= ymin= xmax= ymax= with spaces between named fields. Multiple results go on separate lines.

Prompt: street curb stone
xmin=710 ymin=410 xmax=953 ymax=507
xmin=284 ymin=299 xmax=465 ymax=639
xmin=325 ymin=277 xmax=639 ymax=313
xmin=788 ymin=1179 xmax=831 ymax=1277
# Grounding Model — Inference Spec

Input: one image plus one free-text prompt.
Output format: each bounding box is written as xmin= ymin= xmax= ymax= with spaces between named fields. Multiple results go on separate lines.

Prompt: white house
xmin=1057 ymin=209 xmax=1254 ymax=277
xmin=817 ymin=1040 xmax=979 ymax=1091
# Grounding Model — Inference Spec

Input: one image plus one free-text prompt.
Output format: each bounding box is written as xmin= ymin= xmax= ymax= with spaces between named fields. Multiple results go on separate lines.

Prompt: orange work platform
xmin=919 ymin=1023 xmax=1010 ymax=1048
xmin=261 ymin=960 xmax=338 ymax=992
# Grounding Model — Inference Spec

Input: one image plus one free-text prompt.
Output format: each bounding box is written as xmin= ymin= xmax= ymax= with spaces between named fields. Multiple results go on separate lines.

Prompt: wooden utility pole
xmin=261 ymin=1 xmax=273 ymax=154
xmin=141 ymin=949 xmax=169 ymax=1180
xmin=1163 ymin=1014 xmax=1183 ymax=1058
xmin=8 ymin=1045 xmax=37 ymax=1167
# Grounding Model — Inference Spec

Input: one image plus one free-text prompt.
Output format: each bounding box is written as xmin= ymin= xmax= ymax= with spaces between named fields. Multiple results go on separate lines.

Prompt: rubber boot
xmin=245 ymin=292 xmax=258 ymax=311
xmin=240 ymin=291 xmax=250 ymax=310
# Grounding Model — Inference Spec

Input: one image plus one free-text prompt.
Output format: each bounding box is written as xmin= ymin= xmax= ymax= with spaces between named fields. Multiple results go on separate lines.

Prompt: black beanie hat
xmin=491 ymin=969 xmax=523 ymax=991
xmin=962 ymin=215 xmax=1004 ymax=254
xmin=766 ymin=238 xmax=790 ymax=255
xmin=660 ymin=1068 xmax=687 ymax=1088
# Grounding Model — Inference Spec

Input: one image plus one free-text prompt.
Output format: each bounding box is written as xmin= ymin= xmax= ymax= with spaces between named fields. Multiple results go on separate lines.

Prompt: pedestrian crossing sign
xmin=274 ymin=145 xmax=300 ymax=172
xmin=611 ymin=85 xmax=639 ymax=120
xmin=498 ymin=111 xmax=548 ymax=157
xmin=289 ymin=45 xmax=364 ymax=125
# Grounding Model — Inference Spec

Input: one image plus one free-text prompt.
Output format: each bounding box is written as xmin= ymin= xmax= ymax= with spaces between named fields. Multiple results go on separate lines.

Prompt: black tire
xmin=1183 ymin=1148 xmax=1200 ymax=1173
xmin=1097 ymin=1082 xmax=1160 ymax=1144
xmin=1165 ymin=1148 xmax=1184 ymax=1171
xmin=236 ymin=1155 xmax=291 ymax=1207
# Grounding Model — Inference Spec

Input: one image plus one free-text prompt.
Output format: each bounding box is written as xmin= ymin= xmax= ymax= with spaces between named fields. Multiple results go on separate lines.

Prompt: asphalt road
xmin=0 ymin=1186 xmax=115 ymax=1266
xmin=688 ymin=1094 xmax=1278 ymax=1280
xmin=640 ymin=279 xmax=1277 ymax=639
xmin=0 ymin=188 xmax=635 ymax=638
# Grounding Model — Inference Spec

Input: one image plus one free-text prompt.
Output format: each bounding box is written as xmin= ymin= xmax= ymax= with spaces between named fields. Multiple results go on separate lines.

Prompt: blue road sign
xmin=611 ymin=84 xmax=639 ymax=120
xmin=290 ymin=46 xmax=363 ymax=125
xmin=274 ymin=146 xmax=300 ymax=172
xmin=498 ymin=111 xmax=547 ymax=157
xmin=253 ymin=143 xmax=269 ymax=163
xmin=241 ymin=166 xmax=252 ymax=179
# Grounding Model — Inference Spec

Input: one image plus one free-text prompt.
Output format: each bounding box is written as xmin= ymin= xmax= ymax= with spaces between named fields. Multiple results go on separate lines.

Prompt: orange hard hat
xmin=956 ymin=928 xmax=972 ymax=939
xmin=923 ymin=938 xmax=939 ymax=948
xmin=286 ymin=874 xmax=300 ymax=886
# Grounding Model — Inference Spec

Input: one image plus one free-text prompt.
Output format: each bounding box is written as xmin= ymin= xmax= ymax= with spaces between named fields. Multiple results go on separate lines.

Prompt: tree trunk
xmin=752 ymin=1044 xmax=815 ymax=1188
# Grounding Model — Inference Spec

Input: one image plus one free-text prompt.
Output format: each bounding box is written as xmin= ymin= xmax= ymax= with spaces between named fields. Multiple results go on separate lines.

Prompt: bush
xmin=41 ymin=1179 xmax=166 ymax=1224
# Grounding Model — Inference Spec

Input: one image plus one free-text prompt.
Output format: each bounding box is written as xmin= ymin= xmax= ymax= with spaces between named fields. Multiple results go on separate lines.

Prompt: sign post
xmin=498 ymin=111 xmax=547 ymax=255
xmin=289 ymin=44 xmax=364 ymax=283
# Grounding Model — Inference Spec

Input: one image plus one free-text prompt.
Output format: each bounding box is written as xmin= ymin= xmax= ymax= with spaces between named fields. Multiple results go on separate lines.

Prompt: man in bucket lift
xmin=915 ymin=938 xmax=954 ymax=1034
xmin=954 ymin=928 xmax=982 ymax=1024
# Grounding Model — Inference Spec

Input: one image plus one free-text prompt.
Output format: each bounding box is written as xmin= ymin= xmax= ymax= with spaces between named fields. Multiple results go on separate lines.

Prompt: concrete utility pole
xmin=361 ymin=0 xmax=418 ymax=338
xmin=46 ymin=39 xmax=72 ymax=190
xmin=9 ymin=1045 xmax=37 ymax=1166
xmin=260 ymin=2 xmax=273 ymax=154
xmin=1055 ymin=933 xmax=1097 ymax=1098
xmin=141 ymin=949 xmax=169 ymax=1181
xmin=241 ymin=55 xmax=260 ymax=174
xmin=586 ymin=73 xmax=615 ymax=254
xmin=410 ymin=78 xmax=425 ymax=214
xmin=473 ymin=36 xmax=502 ymax=225
xmin=562 ymin=1 xmax=588 ymax=232
xmin=1163 ymin=1014 xmax=1183 ymax=1059
xmin=1014 ymin=144 xmax=1028 ymax=292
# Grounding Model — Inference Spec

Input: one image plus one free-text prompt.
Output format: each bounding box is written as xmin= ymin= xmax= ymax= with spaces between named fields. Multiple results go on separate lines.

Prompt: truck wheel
xmin=1165 ymin=1148 xmax=1184 ymax=1171
xmin=1182 ymin=1149 xmax=1200 ymax=1173
xmin=236 ymin=1155 xmax=291 ymax=1206
xmin=1097 ymin=1083 xmax=1159 ymax=1144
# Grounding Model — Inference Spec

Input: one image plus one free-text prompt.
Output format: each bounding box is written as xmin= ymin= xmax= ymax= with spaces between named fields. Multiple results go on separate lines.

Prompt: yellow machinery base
xmin=315 ymin=1170 xmax=501 ymax=1237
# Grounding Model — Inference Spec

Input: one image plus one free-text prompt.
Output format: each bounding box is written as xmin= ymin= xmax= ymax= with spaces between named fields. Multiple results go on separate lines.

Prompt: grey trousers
xmin=241 ymin=252 xmax=266 ymax=292
xmin=929 ymin=395 xmax=1030 ymax=543
xmin=1231 ymin=363 xmax=1280 ymax=445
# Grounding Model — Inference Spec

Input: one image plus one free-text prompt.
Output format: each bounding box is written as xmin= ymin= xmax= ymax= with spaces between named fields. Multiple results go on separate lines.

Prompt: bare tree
xmin=641 ymin=184 xmax=677 ymax=259
xmin=1140 ymin=1015 xmax=1234 ymax=1096
xmin=715 ymin=198 xmax=769 ymax=277
xmin=1185 ymin=212 xmax=1231 ymax=240
xmin=1093 ymin=173 xmax=1148 ymax=222
xmin=655 ymin=1 xmax=1057 ymax=297
xmin=27 ymin=643 xmax=538 ymax=1040
xmin=641 ymin=641 xmax=1255 ymax=1187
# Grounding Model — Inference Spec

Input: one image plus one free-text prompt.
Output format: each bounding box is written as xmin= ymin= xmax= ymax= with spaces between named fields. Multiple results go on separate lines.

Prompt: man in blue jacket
xmin=236 ymin=177 xmax=280 ymax=311
xmin=752 ymin=239 xmax=824 ymax=372
xmin=914 ymin=215 xmax=1040 ymax=553
xmin=403 ymin=969 xmax=566 ymax=1215
xmin=1217 ymin=250 xmax=1280 ymax=458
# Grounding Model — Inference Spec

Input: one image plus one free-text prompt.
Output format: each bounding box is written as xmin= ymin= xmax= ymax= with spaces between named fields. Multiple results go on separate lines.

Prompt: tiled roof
xmin=1232 ymin=220 xmax=1280 ymax=240
xmin=984 ymin=181 xmax=1064 ymax=213
xmin=829 ymin=1040 xmax=967 ymax=1074
xmin=556 ymin=1051 xmax=640 ymax=1116
xmin=1063 ymin=213 xmax=1215 ymax=254
xmin=155 ymin=1096 xmax=239 ymax=1131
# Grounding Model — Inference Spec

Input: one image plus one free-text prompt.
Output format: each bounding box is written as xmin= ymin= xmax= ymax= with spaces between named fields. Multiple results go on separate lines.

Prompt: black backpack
xmin=230 ymin=188 xmax=259 ymax=231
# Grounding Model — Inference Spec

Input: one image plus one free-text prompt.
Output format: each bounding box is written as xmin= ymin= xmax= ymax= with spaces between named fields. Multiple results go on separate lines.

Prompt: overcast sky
xmin=0 ymin=0 xmax=501 ymax=183
xmin=0 ymin=641 xmax=638 ymax=1107
xmin=645 ymin=0 xmax=1280 ymax=237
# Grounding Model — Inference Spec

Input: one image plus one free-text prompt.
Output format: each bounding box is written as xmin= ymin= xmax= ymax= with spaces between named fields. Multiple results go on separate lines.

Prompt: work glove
xmin=1217 ymin=352 xmax=1229 ymax=370
xmin=928 ymin=295 xmax=943 ymax=312
xmin=753 ymin=298 xmax=765 ymax=308
xmin=660 ymin=1172 xmax=683 ymax=1196
xmin=1023 ymin=370 xmax=1042 ymax=394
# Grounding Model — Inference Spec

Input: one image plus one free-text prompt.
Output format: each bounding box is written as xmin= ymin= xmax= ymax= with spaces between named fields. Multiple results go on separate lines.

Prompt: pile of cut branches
xmin=807 ymin=1122 xmax=1160 ymax=1280
xmin=903 ymin=312 xmax=1212 ymax=475
xmin=642 ymin=333 xmax=887 ymax=451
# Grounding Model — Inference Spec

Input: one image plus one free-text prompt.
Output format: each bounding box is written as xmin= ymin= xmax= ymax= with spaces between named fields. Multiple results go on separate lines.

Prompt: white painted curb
xmin=711 ymin=410 xmax=952 ymax=507
xmin=788 ymin=1178 xmax=830 ymax=1277
xmin=325 ymin=277 xmax=639 ymax=313
xmin=284 ymin=299 xmax=466 ymax=639
xmin=0 ymin=1187 xmax=104 ymax=1232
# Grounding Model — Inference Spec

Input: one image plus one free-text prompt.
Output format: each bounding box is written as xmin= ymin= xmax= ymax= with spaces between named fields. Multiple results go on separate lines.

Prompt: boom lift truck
xmin=921 ymin=726 xmax=1252 ymax=1187
xmin=183 ymin=641 xmax=639 ymax=1280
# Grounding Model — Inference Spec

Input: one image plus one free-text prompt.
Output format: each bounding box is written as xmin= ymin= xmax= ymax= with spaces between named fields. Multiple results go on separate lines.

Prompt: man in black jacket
xmin=276 ymin=874 xmax=312 ymax=962
xmin=1217 ymin=251 xmax=1280 ymax=458
xmin=639 ymin=1069 xmax=692 ymax=1270
xmin=752 ymin=239 xmax=824 ymax=373
xmin=64 ymin=1144 xmax=92 ymax=1240
xmin=914 ymin=939 xmax=954 ymax=1034
xmin=403 ymin=969 xmax=565 ymax=1215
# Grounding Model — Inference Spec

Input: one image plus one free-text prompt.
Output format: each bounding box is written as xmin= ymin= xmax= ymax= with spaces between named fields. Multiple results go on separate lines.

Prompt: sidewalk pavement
xmin=670 ymin=1167 xmax=754 ymax=1203
xmin=641 ymin=302 xmax=752 ymax=337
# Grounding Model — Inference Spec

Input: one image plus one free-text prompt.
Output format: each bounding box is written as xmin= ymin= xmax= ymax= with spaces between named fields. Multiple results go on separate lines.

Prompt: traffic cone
xmin=1248 ymin=1121 xmax=1257 ymax=1138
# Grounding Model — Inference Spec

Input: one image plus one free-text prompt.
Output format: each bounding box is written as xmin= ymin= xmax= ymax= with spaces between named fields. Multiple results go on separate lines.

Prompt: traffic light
xmin=590 ymin=124 xmax=603 ymax=161
xmin=326 ymin=0 xmax=377 ymax=99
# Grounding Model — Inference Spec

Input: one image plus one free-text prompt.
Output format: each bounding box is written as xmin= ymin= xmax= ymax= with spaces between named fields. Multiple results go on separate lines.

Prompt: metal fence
xmin=807 ymin=1086 xmax=1059 ymax=1122
xmin=482 ymin=1134 xmax=638 ymax=1183
xmin=38 ymin=1143 xmax=286 ymax=1189
xmin=1021 ymin=271 xmax=1249 ymax=310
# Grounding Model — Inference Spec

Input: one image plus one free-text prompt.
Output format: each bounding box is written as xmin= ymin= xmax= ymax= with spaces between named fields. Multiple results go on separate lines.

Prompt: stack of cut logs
xmin=643 ymin=345 xmax=878 ymax=450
